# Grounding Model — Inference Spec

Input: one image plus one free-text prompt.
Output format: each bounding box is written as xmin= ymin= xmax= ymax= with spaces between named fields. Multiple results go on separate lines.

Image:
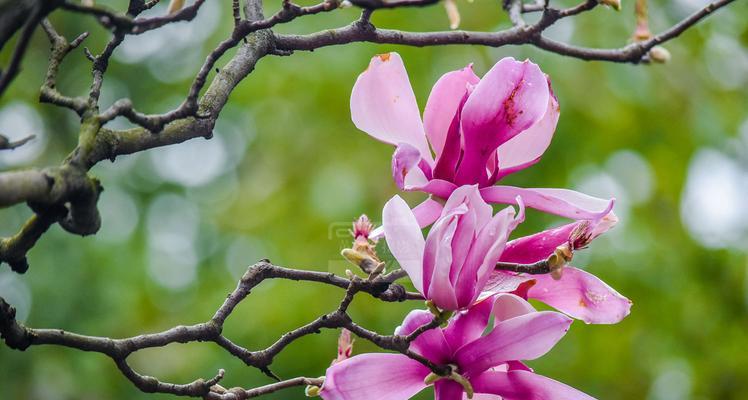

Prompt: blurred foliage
xmin=1 ymin=0 xmax=748 ymax=399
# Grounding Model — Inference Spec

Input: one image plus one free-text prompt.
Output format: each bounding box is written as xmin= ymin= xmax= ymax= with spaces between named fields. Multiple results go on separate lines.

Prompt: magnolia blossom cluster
xmin=316 ymin=53 xmax=631 ymax=400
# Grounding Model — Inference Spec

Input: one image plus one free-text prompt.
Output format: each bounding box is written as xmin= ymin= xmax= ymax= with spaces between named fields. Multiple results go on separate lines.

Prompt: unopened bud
xmin=444 ymin=0 xmax=460 ymax=30
xmin=548 ymin=245 xmax=573 ymax=280
xmin=339 ymin=0 xmax=352 ymax=8
xmin=600 ymin=0 xmax=621 ymax=11
xmin=167 ymin=0 xmax=185 ymax=14
xmin=341 ymin=248 xmax=380 ymax=274
xmin=351 ymin=214 xmax=374 ymax=240
xmin=305 ymin=385 xmax=321 ymax=397
xmin=649 ymin=46 xmax=671 ymax=63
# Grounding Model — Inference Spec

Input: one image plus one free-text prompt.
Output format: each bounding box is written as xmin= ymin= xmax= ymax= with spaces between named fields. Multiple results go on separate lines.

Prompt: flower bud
xmin=167 ymin=0 xmax=185 ymax=14
xmin=548 ymin=244 xmax=573 ymax=280
xmin=305 ymin=385 xmax=321 ymax=397
xmin=444 ymin=0 xmax=460 ymax=30
xmin=341 ymin=248 xmax=382 ymax=274
xmin=351 ymin=214 xmax=373 ymax=240
xmin=649 ymin=46 xmax=671 ymax=63
xmin=600 ymin=0 xmax=621 ymax=11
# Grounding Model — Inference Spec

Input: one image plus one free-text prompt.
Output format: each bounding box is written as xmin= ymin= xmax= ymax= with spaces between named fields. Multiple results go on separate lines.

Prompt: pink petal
xmin=491 ymin=293 xmax=537 ymax=324
xmin=432 ymin=91 xmax=467 ymax=182
xmin=395 ymin=310 xmax=452 ymax=364
xmin=435 ymin=380 xmax=465 ymax=400
xmin=443 ymin=295 xmax=495 ymax=351
xmin=406 ymin=178 xmax=458 ymax=199
xmin=501 ymin=213 xmax=617 ymax=264
xmin=495 ymin=87 xmax=560 ymax=180
xmin=440 ymin=186 xmax=491 ymax=286
xmin=392 ymin=143 xmax=424 ymax=190
xmin=350 ymin=53 xmax=432 ymax=162
xmin=480 ymin=186 xmax=615 ymax=220
xmin=369 ymin=198 xmax=444 ymax=241
xmin=454 ymin=206 xmax=518 ymax=307
xmin=321 ymin=353 xmax=430 ymax=400
xmin=424 ymin=210 xmax=462 ymax=311
xmin=413 ymin=198 xmax=444 ymax=229
xmin=442 ymin=185 xmax=493 ymax=232
xmin=383 ymin=195 xmax=426 ymax=293
xmin=455 ymin=311 xmax=572 ymax=376
xmin=424 ymin=64 xmax=480 ymax=158
xmin=471 ymin=370 xmax=596 ymax=400
xmin=483 ymin=271 xmax=532 ymax=293
xmin=527 ymin=267 xmax=632 ymax=324
xmin=456 ymin=58 xmax=549 ymax=185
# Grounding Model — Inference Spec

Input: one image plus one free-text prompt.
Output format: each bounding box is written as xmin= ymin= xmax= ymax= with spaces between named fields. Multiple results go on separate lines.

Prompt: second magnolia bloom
xmin=383 ymin=185 xmax=523 ymax=311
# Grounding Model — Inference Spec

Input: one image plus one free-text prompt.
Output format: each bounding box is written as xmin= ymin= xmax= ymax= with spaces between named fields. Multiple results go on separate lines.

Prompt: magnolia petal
xmin=435 ymin=380 xmax=465 ymax=400
xmin=351 ymin=53 xmax=432 ymax=162
xmin=443 ymin=295 xmax=495 ymax=351
xmin=413 ymin=198 xmax=444 ymax=229
xmin=424 ymin=65 xmax=480 ymax=158
xmin=442 ymin=185 xmax=493 ymax=232
xmin=495 ymin=88 xmax=560 ymax=180
xmin=527 ymin=267 xmax=632 ymax=324
xmin=321 ymin=353 xmax=430 ymax=400
xmin=425 ymin=211 xmax=461 ymax=311
xmin=454 ymin=206 xmax=517 ymax=307
xmin=471 ymin=370 xmax=596 ymax=400
xmin=501 ymin=215 xmax=617 ymax=264
xmin=392 ymin=143 xmax=424 ymax=190
xmin=502 ymin=222 xmax=580 ymax=264
xmin=480 ymin=186 xmax=615 ymax=220
xmin=369 ymin=198 xmax=443 ymax=241
xmin=433 ymin=91 xmax=467 ymax=182
xmin=483 ymin=271 xmax=533 ymax=294
xmin=395 ymin=310 xmax=452 ymax=364
xmin=491 ymin=293 xmax=537 ymax=324
xmin=455 ymin=311 xmax=572 ymax=376
xmin=409 ymin=178 xmax=458 ymax=199
xmin=457 ymin=58 xmax=549 ymax=185
xmin=383 ymin=195 xmax=426 ymax=293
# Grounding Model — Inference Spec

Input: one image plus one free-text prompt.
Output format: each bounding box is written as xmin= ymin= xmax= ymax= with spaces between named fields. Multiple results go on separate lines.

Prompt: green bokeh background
xmin=1 ymin=0 xmax=747 ymax=398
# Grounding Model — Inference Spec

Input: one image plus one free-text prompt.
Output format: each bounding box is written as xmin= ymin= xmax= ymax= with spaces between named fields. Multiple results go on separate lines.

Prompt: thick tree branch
xmin=1 ymin=260 xmax=439 ymax=398
xmin=276 ymin=0 xmax=736 ymax=63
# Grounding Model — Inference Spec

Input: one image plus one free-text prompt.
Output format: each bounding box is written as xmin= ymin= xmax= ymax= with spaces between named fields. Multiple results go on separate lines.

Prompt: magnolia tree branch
xmin=0 ymin=0 xmax=736 ymax=397
xmin=0 ymin=260 xmax=439 ymax=398
xmin=0 ymin=0 xmax=737 ymax=274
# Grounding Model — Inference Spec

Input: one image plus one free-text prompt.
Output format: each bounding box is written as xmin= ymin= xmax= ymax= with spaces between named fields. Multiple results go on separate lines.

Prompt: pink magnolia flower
xmin=486 ymin=214 xmax=632 ymax=324
xmin=383 ymin=185 xmax=523 ymax=311
xmin=351 ymin=52 xmax=614 ymax=229
xmin=320 ymin=294 xmax=595 ymax=400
